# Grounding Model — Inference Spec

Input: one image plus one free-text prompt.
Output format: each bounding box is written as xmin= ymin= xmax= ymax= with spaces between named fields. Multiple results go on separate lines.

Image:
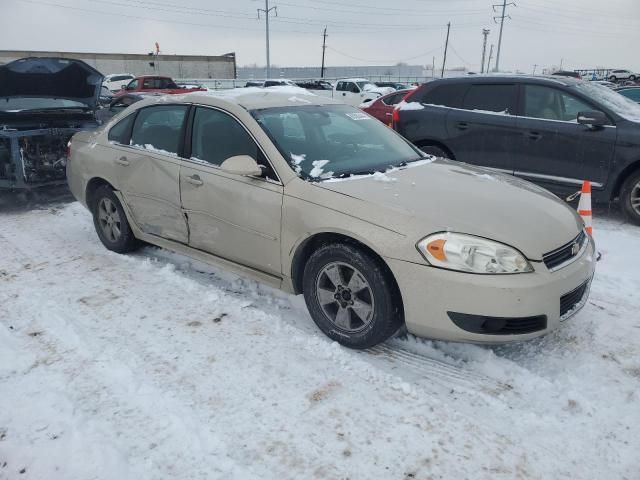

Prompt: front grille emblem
xmin=571 ymin=242 xmax=580 ymax=256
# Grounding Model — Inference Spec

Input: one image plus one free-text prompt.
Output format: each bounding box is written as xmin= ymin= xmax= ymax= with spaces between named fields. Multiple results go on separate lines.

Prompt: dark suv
xmin=393 ymin=75 xmax=640 ymax=224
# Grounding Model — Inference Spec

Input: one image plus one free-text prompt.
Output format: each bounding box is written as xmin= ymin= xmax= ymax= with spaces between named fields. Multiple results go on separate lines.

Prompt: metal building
xmin=0 ymin=50 xmax=237 ymax=79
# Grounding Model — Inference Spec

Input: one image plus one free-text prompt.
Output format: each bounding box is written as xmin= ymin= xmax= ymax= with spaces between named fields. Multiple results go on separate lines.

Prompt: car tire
xmin=91 ymin=185 xmax=140 ymax=253
xmin=302 ymin=242 xmax=403 ymax=349
xmin=419 ymin=145 xmax=450 ymax=159
xmin=609 ymin=76 xmax=617 ymax=82
xmin=630 ymin=75 xmax=637 ymax=81
xmin=620 ymin=171 xmax=640 ymax=226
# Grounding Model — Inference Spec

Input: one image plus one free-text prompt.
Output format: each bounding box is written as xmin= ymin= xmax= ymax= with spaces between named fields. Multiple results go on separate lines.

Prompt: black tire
xmin=620 ymin=171 xmax=640 ymax=226
xmin=419 ymin=145 xmax=450 ymax=159
xmin=302 ymin=243 xmax=403 ymax=349
xmin=609 ymin=76 xmax=617 ymax=82
xmin=630 ymin=75 xmax=636 ymax=81
xmin=91 ymin=185 xmax=140 ymax=253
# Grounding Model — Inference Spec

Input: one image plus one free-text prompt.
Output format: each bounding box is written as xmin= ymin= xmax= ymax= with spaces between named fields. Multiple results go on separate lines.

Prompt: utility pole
xmin=441 ymin=22 xmax=451 ymax=78
xmin=320 ymin=26 xmax=328 ymax=78
xmin=532 ymin=64 xmax=538 ymax=75
xmin=492 ymin=0 xmax=514 ymax=72
xmin=481 ymin=29 xmax=490 ymax=74
xmin=432 ymin=56 xmax=436 ymax=78
xmin=487 ymin=44 xmax=494 ymax=74
xmin=257 ymin=0 xmax=277 ymax=79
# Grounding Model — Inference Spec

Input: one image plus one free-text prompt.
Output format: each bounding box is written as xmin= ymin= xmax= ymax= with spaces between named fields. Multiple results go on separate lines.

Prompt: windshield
xmin=0 ymin=97 xmax=89 ymax=111
xmin=252 ymin=104 xmax=424 ymax=180
xmin=573 ymin=82 xmax=640 ymax=122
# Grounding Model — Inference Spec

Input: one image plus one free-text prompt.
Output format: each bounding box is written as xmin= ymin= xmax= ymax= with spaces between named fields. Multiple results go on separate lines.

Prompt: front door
xmin=514 ymin=84 xmax=615 ymax=196
xmin=446 ymin=83 xmax=519 ymax=173
xmin=179 ymin=106 xmax=283 ymax=276
xmin=109 ymin=104 xmax=189 ymax=243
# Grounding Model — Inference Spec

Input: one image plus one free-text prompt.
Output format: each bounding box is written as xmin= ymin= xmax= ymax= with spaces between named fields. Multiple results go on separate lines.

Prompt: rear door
xmin=446 ymin=83 xmax=519 ymax=173
xmin=109 ymin=104 xmax=189 ymax=243
xmin=514 ymin=84 xmax=615 ymax=195
xmin=179 ymin=106 xmax=283 ymax=276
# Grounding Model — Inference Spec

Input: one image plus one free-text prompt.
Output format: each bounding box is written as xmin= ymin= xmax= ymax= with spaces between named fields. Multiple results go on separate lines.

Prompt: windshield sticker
xmin=346 ymin=112 xmax=371 ymax=121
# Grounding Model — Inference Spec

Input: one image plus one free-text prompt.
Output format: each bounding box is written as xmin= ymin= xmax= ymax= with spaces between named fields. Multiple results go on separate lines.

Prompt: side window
xmin=126 ymin=79 xmax=138 ymax=90
xmin=336 ymin=82 xmax=345 ymax=92
xmin=347 ymin=82 xmax=360 ymax=93
xmin=622 ymin=89 xmax=640 ymax=102
xmin=130 ymin=105 xmax=188 ymax=155
xmin=191 ymin=107 xmax=277 ymax=181
xmin=523 ymin=85 xmax=594 ymax=121
xmin=421 ymin=84 xmax=468 ymax=108
xmin=382 ymin=92 xmax=403 ymax=106
xmin=108 ymin=113 xmax=136 ymax=144
xmin=463 ymin=84 xmax=517 ymax=114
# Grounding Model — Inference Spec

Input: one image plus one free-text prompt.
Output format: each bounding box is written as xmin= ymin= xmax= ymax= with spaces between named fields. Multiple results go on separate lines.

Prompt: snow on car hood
xmin=0 ymin=57 xmax=104 ymax=109
xmin=316 ymin=159 xmax=584 ymax=260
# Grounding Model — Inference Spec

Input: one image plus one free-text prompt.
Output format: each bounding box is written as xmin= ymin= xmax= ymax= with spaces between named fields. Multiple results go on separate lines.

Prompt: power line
xmin=441 ymin=22 xmax=451 ymax=78
xmin=257 ymin=0 xmax=278 ymax=78
xmin=492 ymin=0 xmax=515 ymax=72
xmin=321 ymin=27 xmax=328 ymax=78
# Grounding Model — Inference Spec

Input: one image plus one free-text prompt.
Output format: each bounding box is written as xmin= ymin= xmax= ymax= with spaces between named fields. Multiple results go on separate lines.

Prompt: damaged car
xmin=0 ymin=57 xmax=103 ymax=189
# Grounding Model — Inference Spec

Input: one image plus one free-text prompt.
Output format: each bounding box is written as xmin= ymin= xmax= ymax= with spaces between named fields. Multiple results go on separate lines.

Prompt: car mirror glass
xmin=220 ymin=155 xmax=263 ymax=176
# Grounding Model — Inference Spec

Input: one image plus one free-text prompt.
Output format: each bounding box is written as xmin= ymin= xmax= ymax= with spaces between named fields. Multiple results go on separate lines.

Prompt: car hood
xmin=0 ymin=57 xmax=104 ymax=109
xmin=315 ymin=159 xmax=584 ymax=260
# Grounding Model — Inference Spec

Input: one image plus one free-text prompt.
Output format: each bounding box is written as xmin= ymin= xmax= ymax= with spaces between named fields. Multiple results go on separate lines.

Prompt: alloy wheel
xmin=97 ymin=197 xmax=122 ymax=242
xmin=631 ymin=180 xmax=640 ymax=216
xmin=315 ymin=262 xmax=375 ymax=332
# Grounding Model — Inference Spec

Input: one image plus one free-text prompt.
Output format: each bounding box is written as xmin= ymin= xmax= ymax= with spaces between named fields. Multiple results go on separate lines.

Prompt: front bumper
xmin=386 ymin=236 xmax=596 ymax=343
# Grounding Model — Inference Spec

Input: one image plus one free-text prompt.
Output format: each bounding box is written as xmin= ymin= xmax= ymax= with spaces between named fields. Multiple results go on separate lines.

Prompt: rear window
xmin=130 ymin=105 xmax=188 ymax=155
xmin=108 ymin=113 xmax=136 ymax=144
xmin=463 ymin=84 xmax=517 ymax=114
xmin=420 ymin=84 xmax=468 ymax=108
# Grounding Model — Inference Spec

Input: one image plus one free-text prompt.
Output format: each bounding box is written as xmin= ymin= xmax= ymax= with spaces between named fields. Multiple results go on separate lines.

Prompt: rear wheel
xmin=419 ymin=145 xmax=450 ymax=159
xmin=302 ymin=243 xmax=403 ymax=349
xmin=620 ymin=171 xmax=640 ymax=226
xmin=609 ymin=76 xmax=617 ymax=82
xmin=91 ymin=185 xmax=140 ymax=253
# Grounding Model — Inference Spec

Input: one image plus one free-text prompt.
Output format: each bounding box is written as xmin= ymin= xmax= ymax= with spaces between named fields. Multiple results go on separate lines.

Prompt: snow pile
xmin=372 ymin=171 xmax=397 ymax=183
xmin=397 ymin=101 xmax=425 ymax=111
xmin=309 ymin=159 xmax=333 ymax=179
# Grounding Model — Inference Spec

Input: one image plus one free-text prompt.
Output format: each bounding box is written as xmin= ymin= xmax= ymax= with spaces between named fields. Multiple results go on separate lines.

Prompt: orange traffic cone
xmin=577 ymin=180 xmax=593 ymax=236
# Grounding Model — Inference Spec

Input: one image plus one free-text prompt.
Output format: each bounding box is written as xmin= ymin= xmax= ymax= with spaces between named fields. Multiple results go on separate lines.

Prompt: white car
xmin=608 ymin=70 xmax=638 ymax=82
xmin=313 ymin=78 xmax=395 ymax=107
xmin=103 ymin=73 xmax=136 ymax=92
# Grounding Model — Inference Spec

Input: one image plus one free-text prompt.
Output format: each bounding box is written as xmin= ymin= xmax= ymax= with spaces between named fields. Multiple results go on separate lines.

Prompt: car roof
xmin=423 ymin=74 xmax=581 ymax=87
xmin=133 ymin=87 xmax=342 ymax=110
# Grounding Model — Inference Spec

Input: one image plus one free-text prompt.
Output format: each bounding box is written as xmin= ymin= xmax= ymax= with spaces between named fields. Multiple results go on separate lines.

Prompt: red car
xmin=360 ymin=89 xmax=413 ymax=124
xmin=115 ymin=76 xmax=206 ymax=98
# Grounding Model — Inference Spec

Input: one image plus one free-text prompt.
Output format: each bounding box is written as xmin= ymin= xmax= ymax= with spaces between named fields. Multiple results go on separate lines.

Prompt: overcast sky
xmin=2 ymin=0 xmax=639 ymax=73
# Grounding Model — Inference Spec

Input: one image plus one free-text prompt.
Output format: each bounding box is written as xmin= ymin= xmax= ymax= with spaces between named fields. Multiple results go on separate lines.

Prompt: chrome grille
xmin=543 ymin=231 xmax=587 ymax=271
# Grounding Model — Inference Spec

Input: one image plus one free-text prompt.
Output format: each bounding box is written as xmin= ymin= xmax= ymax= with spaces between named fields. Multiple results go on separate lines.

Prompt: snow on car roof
xmin=138 ymin=86 xmax=342 ymax=110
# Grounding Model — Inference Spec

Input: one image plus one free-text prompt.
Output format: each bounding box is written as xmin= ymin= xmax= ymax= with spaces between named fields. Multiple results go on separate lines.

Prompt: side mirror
xmin=577 ymin=110 xmax=608 ymax=127
xmin=220 ymin=155 xmax=263 ymax=176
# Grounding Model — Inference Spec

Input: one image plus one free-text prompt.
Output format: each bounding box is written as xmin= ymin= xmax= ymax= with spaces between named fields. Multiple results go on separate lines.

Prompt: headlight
xmin=416 ymin=232 xmax=533 ymax=274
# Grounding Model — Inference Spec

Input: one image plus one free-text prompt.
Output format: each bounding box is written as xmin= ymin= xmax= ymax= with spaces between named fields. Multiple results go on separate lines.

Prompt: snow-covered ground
xmin=1 ymin=201 xmax=638 ymax=480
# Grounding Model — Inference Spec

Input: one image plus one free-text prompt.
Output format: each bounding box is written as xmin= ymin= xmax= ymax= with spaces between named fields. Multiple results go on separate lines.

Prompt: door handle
xmin=115 ymin=156 xmax=129 ymax=166
xmin=457 ymin=122 xmax=469 ymax=131
xmin=186 ymin=174 xmax=203 ymax=186
xmin=527 ymin=131 xmax=542 ymax=140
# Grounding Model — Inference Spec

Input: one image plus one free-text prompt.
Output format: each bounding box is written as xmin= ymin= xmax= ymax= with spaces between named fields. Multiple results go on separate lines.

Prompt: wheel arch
xmin=290 ymin=232 xmax=404 ymax=315
xmin=414 ymin=139 xmax=456 ymax=160
xmin=85 ymin=177 xmax=116 ymax=210
xmin=611 ymin=160 xmax=640 ymax=200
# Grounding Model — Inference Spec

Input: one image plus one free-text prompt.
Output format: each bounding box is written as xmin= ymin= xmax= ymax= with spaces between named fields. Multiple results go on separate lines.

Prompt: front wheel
xmin=91 ymin=185 xmax=140 ymax=253
xmin=302 ymin=243 xmax=403 ymax=349
xmin=629 ymin=75 xmax=636 ymax=81
xmin=620 ymin=171 xmax=640 ymax=226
